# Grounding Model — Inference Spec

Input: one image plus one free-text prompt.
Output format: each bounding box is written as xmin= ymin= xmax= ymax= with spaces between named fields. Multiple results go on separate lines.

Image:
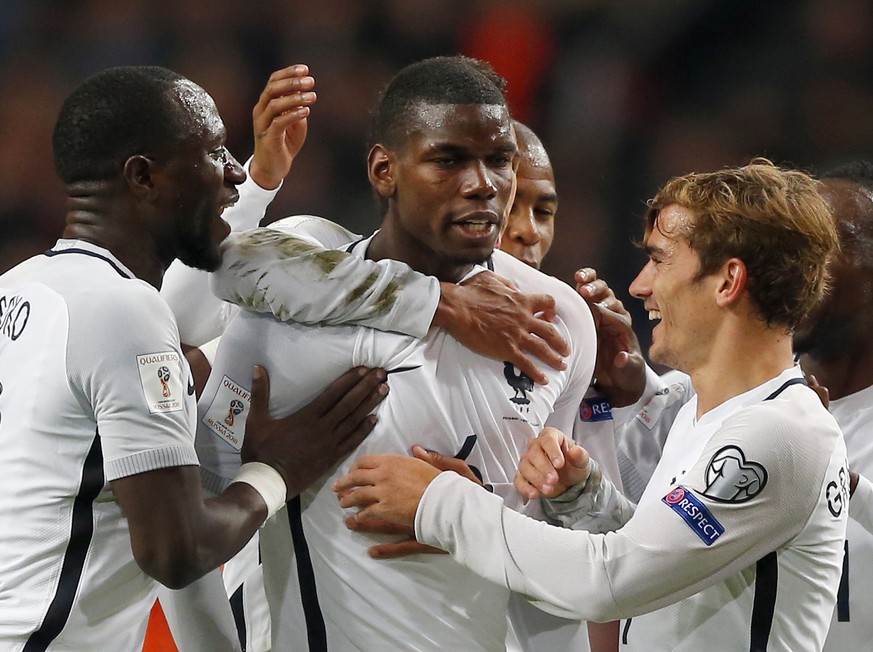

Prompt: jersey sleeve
xmin=67 ymin=283 xmax=199 ymax=481
xmin=161 ymin=157 xmax=278 ymax=346
xmin=416 ymin=396 xmax=842 ymax=623
xmin=211 ymin=227 xmax=440 ymax=338
xmin=613 ymin=368 xmax=693 ymax=503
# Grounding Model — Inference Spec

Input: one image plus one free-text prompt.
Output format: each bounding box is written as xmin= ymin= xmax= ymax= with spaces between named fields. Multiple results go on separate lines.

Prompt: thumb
xmin=249 ymin=365 xmax=270 ymax=418
xmin=565 ymin=443 xmax=590 ymax=471
xmin=412 ymin=445 xmax=447 ymax=468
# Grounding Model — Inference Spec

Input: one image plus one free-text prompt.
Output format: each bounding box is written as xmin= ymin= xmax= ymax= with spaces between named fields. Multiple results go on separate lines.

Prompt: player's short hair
xmin=370 ymin=55 xmax=508 ymax=149
xmin=53 ymin=66 xmax=191 ymax=184
xmin=644 ymin=158 xmax=839 ymax=329
xmin=819 ymin=160 xmax=873 ymax=260
xmin=820 ymin=160 xmax=873 ymax=193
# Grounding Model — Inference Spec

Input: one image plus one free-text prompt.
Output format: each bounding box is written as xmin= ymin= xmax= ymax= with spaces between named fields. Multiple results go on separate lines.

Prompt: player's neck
xmin=798 ymin=350 xmax=873 ymax=402
xmin=689 ymin=325 xmax=795 ymax=418
xmin=368 ymin=226 xmax=475 ymax=283
xmin=63 ymin=213 xmax=169 ymax=289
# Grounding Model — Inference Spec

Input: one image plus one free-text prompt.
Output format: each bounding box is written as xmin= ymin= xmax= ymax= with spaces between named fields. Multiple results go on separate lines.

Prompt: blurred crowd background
xmin=2 ymin=0 xmax=872 ymax=346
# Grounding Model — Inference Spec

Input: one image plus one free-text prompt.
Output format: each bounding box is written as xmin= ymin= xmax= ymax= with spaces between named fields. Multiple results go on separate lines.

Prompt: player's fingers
xmin=505 ymin=348 xmax=548 ymax=386
xmin=520 ymin=324 xmax=570 ymax=372
xmin=514 ymin=467 xmax=543 ymax=501
xmin=334 ymin=414 xmax=380 ymax=459
xmin=267 ymin=64 xmax=310 ymax=83
xmin=517 ymin=455 xmax=556 ymax=496
xmin=332 ymin=378 xmax=389 ymax=435
xmin=306 ymin=367 xmax=385 ymax=423
xmin=344 ymin=514 xmax=411 ymax=536
xmin=412 ymin=446 xmax=480 ymax=484
xmin=523 ymin=292 xmax=558 ymax=323
xmin=368 ymin=540 xmax=445 ymax=559
xmin=247 ymin=365 xmax=271 ymax=419
xmin=574 ymin=267 xmax=597 ymax=286
xmin=536 ymin=428 xmax=567 ymax=467
xmin=565 ymin=443 xmax=590 ymax=471
xmin=336 ymin=485 xmax=380 ymax=510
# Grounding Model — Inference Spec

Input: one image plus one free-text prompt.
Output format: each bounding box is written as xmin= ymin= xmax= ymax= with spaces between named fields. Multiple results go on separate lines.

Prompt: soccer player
xmin=335 ymin=160 xmax=847 ymax=652
xmin=582 ymin=161 xmax=873 ymax=650
xmin=793 ymin=162 xmax=873 ymax=650
xmin=0 ymin=66 xmax=390 ymax=651
xmin=196 ymin=56 xmax=597 ymax=650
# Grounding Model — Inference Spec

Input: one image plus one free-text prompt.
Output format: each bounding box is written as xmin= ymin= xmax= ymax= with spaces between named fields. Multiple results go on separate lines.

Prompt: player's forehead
xmin=172 ymin=78 xmax=225 ymax=143
xmin=402 ymin=102 xmax=515 ymax=152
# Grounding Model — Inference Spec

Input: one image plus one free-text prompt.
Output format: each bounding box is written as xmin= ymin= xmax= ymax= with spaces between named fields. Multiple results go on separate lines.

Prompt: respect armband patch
xmin=662 ymin=486 xmax=724 ymax=546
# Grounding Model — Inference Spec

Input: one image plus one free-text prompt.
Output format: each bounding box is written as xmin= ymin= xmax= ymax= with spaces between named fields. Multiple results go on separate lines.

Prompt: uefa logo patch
xmin=579 ymin=396 xmax=613 ymax=422
xmin=662 ymin=485 xmax=724 ymax=546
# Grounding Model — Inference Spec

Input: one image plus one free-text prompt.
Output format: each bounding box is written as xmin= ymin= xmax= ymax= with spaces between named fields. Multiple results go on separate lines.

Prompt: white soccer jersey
xmin=416 ymin=367 xmax=849 ymax=652
xmin=823 ymin=384 xmax=873 ymax=651
xmin=0 ymin=240 xmax=199 ymax=651
xmin=195 ymin=237 xmax=597 ymax=651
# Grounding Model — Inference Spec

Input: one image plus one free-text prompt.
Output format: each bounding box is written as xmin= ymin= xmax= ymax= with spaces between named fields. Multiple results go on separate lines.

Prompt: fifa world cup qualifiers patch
xmin=137 ymin=351 xmax=184 ymax=414
xmin=663 ymin=486 xmax=724 ymax=545
xmin=703 ymin=445 xmax=768 ymax=503
xmin=579 ymin=396 xmax=613 ymax=422
xmin=201 ymin=375 xmax=252 ymax=451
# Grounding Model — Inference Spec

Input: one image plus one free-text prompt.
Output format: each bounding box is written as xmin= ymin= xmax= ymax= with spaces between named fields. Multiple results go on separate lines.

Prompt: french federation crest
xmin=503 ymin=362 xmax=533 ymax=405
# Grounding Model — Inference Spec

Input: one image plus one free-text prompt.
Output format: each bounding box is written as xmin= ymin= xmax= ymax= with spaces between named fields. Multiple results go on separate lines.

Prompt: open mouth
xmin=452 ymin=211 xmax=500 ymax=239
xmin=221 ymin=192 xmax=240 ymax=212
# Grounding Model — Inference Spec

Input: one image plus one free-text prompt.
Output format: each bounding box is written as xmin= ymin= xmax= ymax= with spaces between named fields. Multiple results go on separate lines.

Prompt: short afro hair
xmin=370 ymin=55 xmax=508 ymax=149
xmin=52 ymin=66 xmax=192 ymax=184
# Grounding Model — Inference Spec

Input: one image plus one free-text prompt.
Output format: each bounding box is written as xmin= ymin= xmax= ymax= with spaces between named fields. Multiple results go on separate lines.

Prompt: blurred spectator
xmin=1 ymin=0 xmax=872 ymax=357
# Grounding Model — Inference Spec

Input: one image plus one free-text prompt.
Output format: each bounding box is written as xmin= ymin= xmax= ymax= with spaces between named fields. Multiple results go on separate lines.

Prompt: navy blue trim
xmin=24 ymin=431 xmax=104 ymax=651
xmin=287 ymin=497 xmax=327 ymax=652
xmin=43 ymin=248 xmax=131 ymax=279
xmin=230 ymin=584 xmax=247 ymax=651
xmin=343 ymin=238 xmax=367 ymax=253
xmin=454 ymin=434 xmax=478 ymax=461
xmin=621 ymin=617 xmax=632 ymax=644
xmin=749 ymin=551 xmax=778 ymax=651
xmin=837 ymin=540 xmax=850 ymax=621
xmin=763 ymin=377 xmax=807 ymax=401
xmin=385 ymin=365 xmax=422 ymax=375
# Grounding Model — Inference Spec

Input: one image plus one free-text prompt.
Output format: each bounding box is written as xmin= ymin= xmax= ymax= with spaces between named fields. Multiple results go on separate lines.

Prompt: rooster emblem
xmin=503 ymin=362 xmax=533 ymax=405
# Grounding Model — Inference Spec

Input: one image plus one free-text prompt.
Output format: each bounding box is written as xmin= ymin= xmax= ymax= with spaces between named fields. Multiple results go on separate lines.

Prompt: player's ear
xmin=123 ymin=154 xmax=160 ymax=200
xmin=715 ymin=257 xmax=747 ymax=308
xmin=368 ymin=144 xmax=396 ymax=199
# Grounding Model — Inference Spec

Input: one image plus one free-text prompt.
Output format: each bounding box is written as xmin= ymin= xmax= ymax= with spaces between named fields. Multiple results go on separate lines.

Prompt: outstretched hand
xmin=242 ymin=365 xmax=388 ymax=498
xmin=575 ymin=268 xmax=646 ymax=407
xmin=345 ymin=446 xmax=483 ymax=558
xmin=434 ymin=271 xmax=570 ymax=385
xmin=515 ymin=427 xmax=591 ymax=500
xmin=333 ymin=454 xmax=442 ymax=529
xmin=250 ymin=64 xmax=317 ymax=190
